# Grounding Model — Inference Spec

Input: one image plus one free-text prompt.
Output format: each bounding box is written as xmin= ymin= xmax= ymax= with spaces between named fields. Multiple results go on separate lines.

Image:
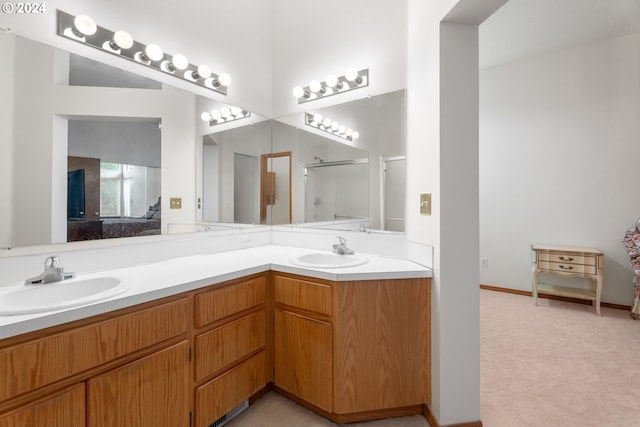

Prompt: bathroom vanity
xmin=0 ymin=246 xmax=431 ymax=427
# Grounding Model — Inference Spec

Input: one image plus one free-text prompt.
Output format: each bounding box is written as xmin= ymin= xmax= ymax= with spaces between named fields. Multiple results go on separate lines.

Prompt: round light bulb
xmin=197 ymin=64 xmax=212 ymax=79
xmin=74 ymin=15 xmax=97 ymax=36
xmin=331 ymin=121 xmax=339 ymax=131
xmin=217 ymin=73 xmax=232 ymax=86
xmin=309 ymin=80 xmax=322 ymax=93
xmin=292 ymin=86 xmax=305 ymax=98
xmin=345 ymin=129 xmax=353 ymax=137
xmin=113 ymin=30 xmax=133 ymax=49
xmin=211 ymin=110 xmax=222 ymax=121
xmin=201 ymin=112 xmax=212 ymax=122
xmin=345 ymin=67 xmax=359 ymax=82
xmin=313 ymin=114 xmax=323 ymax=124
xmin=171 ymin=54 xmax=189 ymax=70
xmin=322 ymin=118 xmax=332 ymax=128
xmin=145 ymin=44 xmax=164 ymax=61
xmin=231 ymin=106 xmax=243 ymax=117
xmin=220 ymin=107 xmax=231 ymax=118
xmin=338 ymin=125 xmax=346 ymax=134
xmin=351 ymin=131 xmax=360 ymax=140
xmin=325 ymin=74 xmax=339 ymax=88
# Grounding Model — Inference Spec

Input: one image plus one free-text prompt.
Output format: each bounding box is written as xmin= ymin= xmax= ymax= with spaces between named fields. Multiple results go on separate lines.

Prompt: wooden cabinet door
xmin=0 ymin=384 xmax=85 ymax=427
xmin=87 ymin=340 xmax=190 ymax=427
xmin=274 ymin=309 xmax=332 ymax=412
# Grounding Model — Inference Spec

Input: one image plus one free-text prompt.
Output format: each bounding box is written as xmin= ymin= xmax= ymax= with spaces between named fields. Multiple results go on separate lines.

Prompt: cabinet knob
xmin=558 ymin=265 xmax=574 ymax=270
xmin=559 ymin=256 xmax=574 ymax=261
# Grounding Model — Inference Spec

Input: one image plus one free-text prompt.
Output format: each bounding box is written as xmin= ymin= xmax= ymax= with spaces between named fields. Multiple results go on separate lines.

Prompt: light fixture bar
xmin=293 ymin=68 xmax=369 ymax=104
xmin=304 ymin=112 xmax=359 ymax=142
xmin=56 ymin=10 xmax=230 ymax=95
xmin=201 ymin=107 xmax=251 ymax=126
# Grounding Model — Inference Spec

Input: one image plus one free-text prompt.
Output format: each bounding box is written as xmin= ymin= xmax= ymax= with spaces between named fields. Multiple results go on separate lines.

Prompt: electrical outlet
xmin=170 ymin=197 xmax=182 ymax=209
xmin=480 ymin=257 xmax=489 ymax=268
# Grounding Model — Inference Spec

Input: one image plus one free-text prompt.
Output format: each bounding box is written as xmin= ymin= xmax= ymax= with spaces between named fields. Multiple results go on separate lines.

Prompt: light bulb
xmin=197 ymin=64 xmax=212 ymax=79
xmin=309 ymin=80 xmax=324 ymax=93
xmin=313 ymin=114 xmax=323 ymax=124
xmin=292 ymin=86 xmax=305 ymax=99
xmin=217 ymin=73 xmax=232 ymax=86
xmin=74 ymin=15 xmax=97 ymax=36
xmin=211 ymin=110 xmax=222 ymax=121
xmin=220 ymin=107 xmax=231 ymax=118
xmin=322 ymin=118 xmax=332 ymax=128
xmin=201 ymin=112 xmax=212 ymax=122
xmin=145 ymin=44 xmax=164 ymax=61
xmin=345 ymin=129 xmax=353 ymax=137
xmin=338 ymin=125 xmax=346 ymax=134
xmin=231 ymin=106 xmax=243 ymax=117
xmin=113 ymin=30 xmax=133 ymax=49
xmin=331 ymin=121 xmax=339 ymax=131
xmin=325 ymin=74 xmax=338 ymax=88
xmin=171 ymin=54 xmax=189 ymax=70
xmin=345 ymin=67 xmax=359 ymax=81
xmin=351 ymin=131 xmax=360 ymax=140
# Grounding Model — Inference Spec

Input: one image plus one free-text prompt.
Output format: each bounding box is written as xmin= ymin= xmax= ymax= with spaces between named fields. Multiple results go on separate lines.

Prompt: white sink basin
xmin=0 ymin=277 xmax=130 ymax=316
xmin=289 ymin=253 xmax=369 ymax=269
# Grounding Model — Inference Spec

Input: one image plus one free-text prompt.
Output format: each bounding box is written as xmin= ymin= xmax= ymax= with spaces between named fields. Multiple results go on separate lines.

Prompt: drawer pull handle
xmin=558 ymin=256 xmax=574 ymax=261
xmin=558 ymin=265 xmax=574 ymax=270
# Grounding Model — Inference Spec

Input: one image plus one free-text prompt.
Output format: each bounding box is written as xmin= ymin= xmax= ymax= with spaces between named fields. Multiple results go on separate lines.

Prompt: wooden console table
xmin=532 ymin=244 xmax=604 ymax=315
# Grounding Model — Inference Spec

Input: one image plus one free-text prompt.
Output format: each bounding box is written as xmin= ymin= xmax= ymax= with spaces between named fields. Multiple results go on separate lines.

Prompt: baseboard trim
xmin=479 ymin=284 xmax=632 ymax=311
xmin=423 ymin=405 xmax=483 ymax=427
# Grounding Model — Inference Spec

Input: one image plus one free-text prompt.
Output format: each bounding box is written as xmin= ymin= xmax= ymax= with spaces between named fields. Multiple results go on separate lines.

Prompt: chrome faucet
xmin=333 ymin=236 xmax=354 ymax=255
xmin=25 ymin=255 xmax=76 ymax=285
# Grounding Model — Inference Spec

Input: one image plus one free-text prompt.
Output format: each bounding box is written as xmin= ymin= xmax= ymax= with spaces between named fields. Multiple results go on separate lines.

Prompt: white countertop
xmin=0 ymin=245 xmax=431 ymax=340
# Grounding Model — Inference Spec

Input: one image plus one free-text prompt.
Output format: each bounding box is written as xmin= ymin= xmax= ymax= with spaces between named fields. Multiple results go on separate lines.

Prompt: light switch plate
xmin=420 ymin=193 xmax=431 ymax=215
xmin=170 ymin=197 xmax=182 ymax=209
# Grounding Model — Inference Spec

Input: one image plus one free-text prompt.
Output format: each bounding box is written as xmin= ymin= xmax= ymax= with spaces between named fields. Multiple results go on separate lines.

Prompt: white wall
xmin=407 ymin=0 xmax=507 ymax=424
xmin=271 ymin=0 xmax=407 ymax=117
xmin=480 ymin=31 xmax=640 ymax=306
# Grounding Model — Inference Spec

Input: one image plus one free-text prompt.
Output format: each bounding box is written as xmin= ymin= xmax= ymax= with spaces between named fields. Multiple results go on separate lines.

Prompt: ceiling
xmin=479 ymin=0 xmax=640 ymax=69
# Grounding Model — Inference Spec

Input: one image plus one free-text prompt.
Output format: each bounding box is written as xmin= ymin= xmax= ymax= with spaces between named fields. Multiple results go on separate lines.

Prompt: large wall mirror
xmin=1 ymin=30 xmax=408 ymax=254
xmin=197 ymin=90 xmax=406 ymax=233
xmin=0 ymin=31 xmax=247 ymax=250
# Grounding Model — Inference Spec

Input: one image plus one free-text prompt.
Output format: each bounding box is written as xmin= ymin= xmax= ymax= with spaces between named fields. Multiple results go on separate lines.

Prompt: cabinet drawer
xmin=0 ymin=383 xmax=85 ymax=427
xmin=195 ymin=276 xmax=266 ymax=328
xmin=537 ymin=252 xmax=596 ymax=266
xmin=0 ymin=298 xmax=188 ymax=402
xmin=194 ymin=311 xmax=266 ymax=381
xmin=195 ymin=351 xmax=266 ymax=427
xmin=274 ymin=276 xmax=332 ymax=316
xmin=538 ymin=261 xmax=597 ymax=275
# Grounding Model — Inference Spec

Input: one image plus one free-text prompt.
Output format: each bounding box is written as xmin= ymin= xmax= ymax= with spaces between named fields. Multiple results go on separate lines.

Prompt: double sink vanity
xmin=0 ymin=242 xmax=431 ymax=427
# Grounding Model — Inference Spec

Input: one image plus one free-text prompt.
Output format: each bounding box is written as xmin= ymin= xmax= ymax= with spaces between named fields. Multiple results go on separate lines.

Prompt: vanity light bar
xmin=56 ymin=10 xmax=230 ymax=95
xmin=293 ymin=68 xmax=369 ymax=104
xmin=201 ymin=107 xmax=251 ymax=126
xmin=304 ymin=112 xmax=359 ymax=141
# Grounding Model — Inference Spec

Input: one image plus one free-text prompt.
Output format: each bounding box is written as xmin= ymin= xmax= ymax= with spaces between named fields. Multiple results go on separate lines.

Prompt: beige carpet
xmin=226 ymin=289 xmax=640 ymax=426
xmin=481 ymin=289 xmax=640 ymax=427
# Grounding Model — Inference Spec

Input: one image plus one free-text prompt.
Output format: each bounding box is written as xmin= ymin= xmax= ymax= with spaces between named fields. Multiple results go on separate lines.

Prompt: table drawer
xmin=537 ymin=252 xmax=596 ymax=266
xmin=538 ymin=261 xmax=597 ymax=275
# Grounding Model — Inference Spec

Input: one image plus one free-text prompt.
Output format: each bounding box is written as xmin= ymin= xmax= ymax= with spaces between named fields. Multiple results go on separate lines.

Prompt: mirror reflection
xmin=2 ymin=30 xmax=408 ymax=253
xmin=197 ymin=90 xmax=406 ymax=232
